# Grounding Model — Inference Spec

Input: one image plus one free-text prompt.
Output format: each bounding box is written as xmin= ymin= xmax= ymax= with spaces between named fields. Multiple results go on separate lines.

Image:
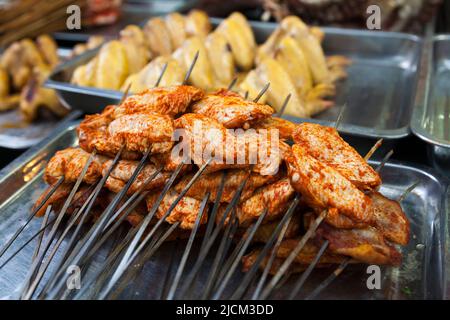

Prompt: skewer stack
xmin=0 ymin=73 xmax=411 ymax=299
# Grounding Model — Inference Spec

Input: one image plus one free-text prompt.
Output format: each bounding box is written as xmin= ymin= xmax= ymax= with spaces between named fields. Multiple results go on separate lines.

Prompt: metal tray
xmin=46 ymin=20 xmax=422 ymax=140
xmin=0 ymin=122 xmax=448 ymax=300
xmin=412 ymin=35 xmax=450 ymax=177
xmin=0 ymin=48 xmax=77 ymax=150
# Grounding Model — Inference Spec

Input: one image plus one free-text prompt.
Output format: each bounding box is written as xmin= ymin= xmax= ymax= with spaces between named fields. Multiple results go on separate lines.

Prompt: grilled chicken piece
xmin=146 ymin=190 xmax=208 ymax=229
xmin=250 ymin=214 xmax=302 ymax=243
xmin=102 ymin=159 xmax=171 ymax=195
xmin=119 ymin=25 xmax=150 ymax=74
xmin=240 ymin=132 xmax=290 ymax=176
xmin=219 ymin=178 xmax=295 ymax=227
xmin=274 ymin=35 xmax=313 ymax=95
xmin=165 ymin=12 xmax=187 ymax=49
xmin=36 ymin=35 xmax=59 ymax=67
xmin=191 ymin=89 xmax=274 ymax=128
xmin=114 ymin=85 xmax=204 ymax=118
xmin=150 ymin=151 xmax=192 ymax=173
xmin=95 ymin=41 xmax=129 ymax=90
xmin=172 ymin=36 xmax=215 ymax=90
xmin=286 ymin=144 xmax=373 ymax=223
xmin=144 ymin=17 xmax=173 ymax=56
xmin=315 ymin=222 xmax=402 ymax=266
xmin=121 ymin=56 xmax=186 ymax=93
xmin=108 ymin=113 xmax=174 ymax=154
xmin=323 ymin=207 xmax=367 ymax=229
xmin=249 ymin=57 xmax=310 ymax=118
xmin=185 ymin=9 xmax=211 ymax=38
xmin=318 ymin=192 xmax=409 ymax=246
xmin=242 ymin=240 xmax=347 ymax=273
xmin=280 ymin=16 xmax=330 ymax=85
xmin=72 ymin=35 xmax=105 ymax=57
xmin=205 ymin=32 xmax=235 ymax=87
xmin=71 ymin=56 xmax=98 ymax=87
xmin=33 ymin=182 xmax=72 ymax=217
xmin=20 ymin=71 xmax=68 ymax=121
xmin=77 ymin=106 xmax=140 ymax=160
xmin=253 ymin=117 xmax=297 ymax=141
xmin=370 ymin=192 xmax=409 ymax=245
xmin=174 ymin=113 xmax=248 ymax=173
xmin=174 ymin=169 xmax=280 ymax=203
xmin=216 ymin=12 xmax=255 ymax=71
xmin=44 ymin=147 xmax=107 ymax=185
xmin=0 ymin=94 xmax=20 ymax=111
xmin=293 ymin=123 xmax=381 ymax=191
xmin=174 ymin=113 xmax=284 ymax=174
xmin=0 ymin=67 xmax=9 ymax=97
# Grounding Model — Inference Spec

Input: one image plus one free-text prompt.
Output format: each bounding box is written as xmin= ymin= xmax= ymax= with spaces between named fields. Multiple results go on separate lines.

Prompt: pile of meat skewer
xmin=33 ymin=83 xmax=410 ymax=296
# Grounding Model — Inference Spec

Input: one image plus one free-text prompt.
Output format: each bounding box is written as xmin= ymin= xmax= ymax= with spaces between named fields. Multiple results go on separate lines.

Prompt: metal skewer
xmin=182 ymin=51 xmax=199 ymax=85
xmin=227 ymin=77 xmax=238 ymax=91
xmin=258 ymin=209 xmax=328 ymax=300
xmin=166 ymin=193 xmax=210 ymax=299
xmin=253 ymin=83 xmax=270 ymax=103
xmin=251 ymin=214 xmax=294 ymax=300
xmin=155 ymin=62 xmax=168 ymax=87
xmin=22 ymin=150 xmax=98 ymax=299
xmin=212 ymin=209 xmax=269 ymax=299
xmin=364 ymin=138 xmax=383 ymax=161
xmin=0 ymin=176 xmax=64 ymax=259
xmin=229 ymin=195 xmax=300 ymax=299
xmin=275 ymin=94 xmax=292 ymax=117
xmin=376 ymin=150 xmax=394 ymax=173
xmin=44 ymin=148 xmax=152 ymax=299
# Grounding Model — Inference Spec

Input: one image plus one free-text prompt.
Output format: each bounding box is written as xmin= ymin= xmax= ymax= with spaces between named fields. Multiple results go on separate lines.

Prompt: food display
xmin=18 ymin=82 xmax=410 ymax=299
xmin=0 ymin=3 xmax=448 ymax=303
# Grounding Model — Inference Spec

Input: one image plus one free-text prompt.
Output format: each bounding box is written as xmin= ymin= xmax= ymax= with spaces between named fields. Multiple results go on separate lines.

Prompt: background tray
xmin=411 ymin=35 xmax=450 ymax=177
xmin=0 ymin=48 xmax=77 ymax=150
xmin=46 ymin=20 xmax=423 ymax=140
xmin=0 ymin=123 xmax=447 ymax=299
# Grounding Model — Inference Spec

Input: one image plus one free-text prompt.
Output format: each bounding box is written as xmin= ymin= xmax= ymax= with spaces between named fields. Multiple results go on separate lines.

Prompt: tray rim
xmin=45 ymin=21 xmax=423 ymax=140
xmin=411 ymin=34 xmax=450 ymax=149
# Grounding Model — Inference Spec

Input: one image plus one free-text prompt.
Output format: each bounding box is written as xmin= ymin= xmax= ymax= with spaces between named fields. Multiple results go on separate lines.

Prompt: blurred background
xmin=0 ymin=0 xmax=449 ymax=47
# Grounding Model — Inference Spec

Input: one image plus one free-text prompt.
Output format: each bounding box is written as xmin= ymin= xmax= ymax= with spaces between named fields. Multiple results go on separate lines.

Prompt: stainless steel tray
xmin=0 ymin=122 xmax=448 ymax=299
xmin=46 ymin=20 xmax=423 ymax=140
xmin=0 ymin=48 xmax=77 ymax=150
xmin=412 ymin=35 xmax=450 ymax=176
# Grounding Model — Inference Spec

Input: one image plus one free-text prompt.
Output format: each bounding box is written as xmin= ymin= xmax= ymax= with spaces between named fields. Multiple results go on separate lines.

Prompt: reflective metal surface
xmin=0 ymin=123 xmax=447 ymax=299
xmin=46 ymin=20 xmax=422 ymax=140
xmin=412 ymin=35 xmax=450 ymax=177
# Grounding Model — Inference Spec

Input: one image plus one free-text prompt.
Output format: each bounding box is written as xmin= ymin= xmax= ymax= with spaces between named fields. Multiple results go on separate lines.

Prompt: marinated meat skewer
xmin=293 ymin=122 xmax=381 ymax=191
xmin=102 ymin=159 xmax=171 ymax=195
xmin=78 ymin=106 xmax=175 ymax=157
xmin=218 ymin=178 xmax=295 ymax=227
xmin=44 ymin=147 xmax=107 ymax=185
xmin=314 ymin=222 xmax=402 ymax=266
xmin=146 ymin=190 xmax=208 ymax=230
xmin=174 ymin=168 xmax=280 ymax=203
xmin=242 ymin=240 xmax=349 ymax=274
xmin=114 ymin=85 xmax=204 ymax=118
xmin=191 ymin=89 xmax=274 ymax=129
xmin=286 ymin=143 xmax=373 ymax=223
